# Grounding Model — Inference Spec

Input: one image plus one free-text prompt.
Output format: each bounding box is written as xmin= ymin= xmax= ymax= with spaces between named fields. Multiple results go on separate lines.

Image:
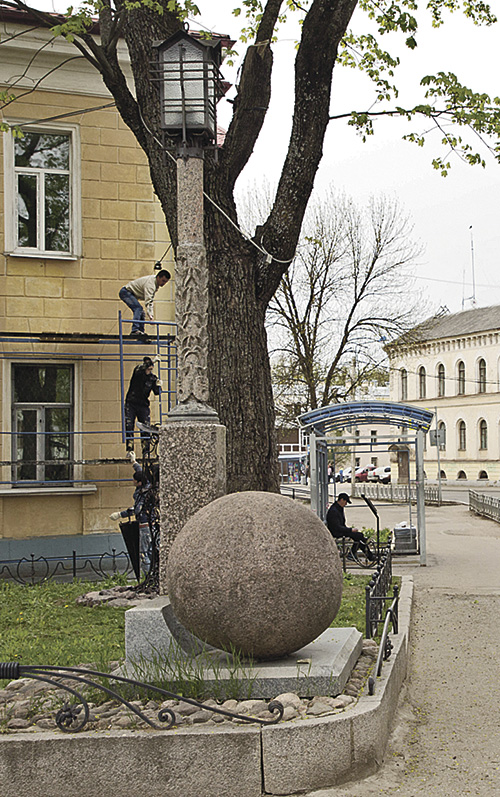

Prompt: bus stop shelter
xmin=297 ymin=401 xmax=434 ymax=565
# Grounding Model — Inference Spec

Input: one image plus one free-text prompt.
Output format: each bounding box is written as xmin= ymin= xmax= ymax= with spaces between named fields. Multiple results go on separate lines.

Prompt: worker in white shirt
xmin=119 ymin=269 xmax=171 ymax=337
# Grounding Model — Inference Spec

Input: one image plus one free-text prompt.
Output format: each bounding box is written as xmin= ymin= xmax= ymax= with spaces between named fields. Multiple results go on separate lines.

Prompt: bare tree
xmin=267 ymin=191 xmax=424 ymax=416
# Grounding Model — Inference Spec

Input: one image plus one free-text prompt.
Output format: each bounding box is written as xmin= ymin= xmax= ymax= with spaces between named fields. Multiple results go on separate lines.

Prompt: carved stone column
xmin=159 ymin=153 xmax=226 ymax=590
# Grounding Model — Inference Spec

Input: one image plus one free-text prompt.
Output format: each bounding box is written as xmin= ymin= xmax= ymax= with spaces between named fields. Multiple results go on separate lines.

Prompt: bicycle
xmin=335 ymin=536 xmax=377 ymax=568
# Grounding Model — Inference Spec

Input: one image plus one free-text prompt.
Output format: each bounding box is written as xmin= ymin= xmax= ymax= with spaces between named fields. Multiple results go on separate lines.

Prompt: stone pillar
xmin=159 ymin=152 xmax=227 ymax=592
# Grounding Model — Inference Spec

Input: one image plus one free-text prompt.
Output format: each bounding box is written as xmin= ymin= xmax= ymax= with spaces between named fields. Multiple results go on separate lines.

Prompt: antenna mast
xmin=469 ymin=225 xmax=476 ymax=307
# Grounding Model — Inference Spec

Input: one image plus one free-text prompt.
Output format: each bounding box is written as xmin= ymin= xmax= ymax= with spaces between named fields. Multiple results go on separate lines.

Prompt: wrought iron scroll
xmin=0 ymin=662 xmax=284 ymax=732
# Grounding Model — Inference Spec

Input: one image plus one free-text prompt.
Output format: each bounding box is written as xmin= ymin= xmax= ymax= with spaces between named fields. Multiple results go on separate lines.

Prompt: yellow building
xmin=0 ymin=8 xmax=175 ymax=563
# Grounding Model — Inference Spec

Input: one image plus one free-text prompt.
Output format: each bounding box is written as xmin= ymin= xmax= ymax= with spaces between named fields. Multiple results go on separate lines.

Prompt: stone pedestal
xmin=159 ymin=420 xmax=226 ymax=592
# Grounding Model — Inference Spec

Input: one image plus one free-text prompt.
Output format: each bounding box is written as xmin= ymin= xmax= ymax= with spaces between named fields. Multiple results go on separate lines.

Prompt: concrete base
xmin=125 ymin=597 xmax=362 ymax=698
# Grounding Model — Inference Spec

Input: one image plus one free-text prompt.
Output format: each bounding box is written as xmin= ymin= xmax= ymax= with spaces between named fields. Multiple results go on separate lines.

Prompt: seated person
xmin=326 ymin=493 xmax=374 ymax=561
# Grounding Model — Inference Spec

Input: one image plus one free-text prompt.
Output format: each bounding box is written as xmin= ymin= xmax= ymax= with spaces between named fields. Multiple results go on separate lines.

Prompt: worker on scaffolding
xmin=125 ymin=356 xmax=162 ymax=454
xmin=119 ymin=269 xmax=171 ymax=339
xmin=110 ymin=451 xmax=152 ymax=573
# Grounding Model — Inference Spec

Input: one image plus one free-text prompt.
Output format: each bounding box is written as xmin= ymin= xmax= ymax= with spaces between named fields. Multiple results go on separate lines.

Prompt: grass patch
xmin=0 ymin=570 xmax=401 ymax=695
xmin=0 ymin=579 xmax=126 ymax=677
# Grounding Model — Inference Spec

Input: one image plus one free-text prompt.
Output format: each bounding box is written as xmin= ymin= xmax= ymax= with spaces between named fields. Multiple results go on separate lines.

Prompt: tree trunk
xmin=205 ymin=188 xmax=279 ymax=493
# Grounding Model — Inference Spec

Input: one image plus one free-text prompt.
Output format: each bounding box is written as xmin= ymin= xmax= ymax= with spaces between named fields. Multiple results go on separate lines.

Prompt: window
xmin=12 ymin=364 xmax=74 ymax=484
xmin=370 ymin=429 xmax=377 ymax=444
xmin=457 ymin=361 xmax=465 ymax=395
xmin=4 ymin=125 xmax=80 ymax=257
xmin=458 ymin=420 xmax=466 ymax=451
xmin=438 ymin=421 xmax=446 ymax=451
xmin=437 ymin=363 xmax=445 ymax=397
xmin=418 ymin=366 xmax=426 ymax=399
xmin=479 ymin=419 xmax=488 ymax=450
xmin=478 ymin=358 xmax=486 ymax=393
xmin=400 ymin=368 xmax=408 ymax=401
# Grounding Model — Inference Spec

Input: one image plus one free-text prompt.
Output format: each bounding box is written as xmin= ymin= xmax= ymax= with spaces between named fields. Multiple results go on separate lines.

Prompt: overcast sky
xmin=191 ymin=0 xmax=500 ymax=316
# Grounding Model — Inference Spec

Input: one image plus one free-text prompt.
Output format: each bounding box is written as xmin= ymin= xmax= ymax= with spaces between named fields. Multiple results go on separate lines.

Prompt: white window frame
xmin=1 ymin=359 xmax=85 ymax=494
xmin=3 ymin=121 xmax=81 ymax=259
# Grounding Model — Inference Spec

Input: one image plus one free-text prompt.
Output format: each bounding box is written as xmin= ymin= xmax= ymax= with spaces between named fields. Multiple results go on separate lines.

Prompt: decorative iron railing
xmin=365 ymin=545 xmax=396 ymax=639
xmin=0 ymin=549 xmax=134 ymax=585
xmin=367 ymin=590 xmax=399 ymax=695
xmin=0 ymin=662 xmax=284 ymax=732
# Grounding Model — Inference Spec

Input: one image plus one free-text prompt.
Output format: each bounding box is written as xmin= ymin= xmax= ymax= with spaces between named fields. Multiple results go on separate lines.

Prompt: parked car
xmin=354 ymin=464 xmax=376 ymax=482
xmin=368 ymin=465 xmax=391 ymax=484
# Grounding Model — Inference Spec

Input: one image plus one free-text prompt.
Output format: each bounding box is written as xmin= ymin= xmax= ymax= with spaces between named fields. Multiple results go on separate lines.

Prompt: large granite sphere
xmin=166 ymin=491 xmax=343 ymax=660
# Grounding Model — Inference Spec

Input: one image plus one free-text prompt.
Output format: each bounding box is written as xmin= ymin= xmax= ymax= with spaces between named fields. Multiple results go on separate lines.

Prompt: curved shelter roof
xmin=298 ymin=401 xmax=434 ymax=434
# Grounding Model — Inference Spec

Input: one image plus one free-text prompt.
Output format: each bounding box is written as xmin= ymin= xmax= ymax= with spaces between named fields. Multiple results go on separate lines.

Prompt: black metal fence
xmin=365 ymin=542 xmax=397 ymax=639
xmin=0 ymin=549 xmax=134 ymax=585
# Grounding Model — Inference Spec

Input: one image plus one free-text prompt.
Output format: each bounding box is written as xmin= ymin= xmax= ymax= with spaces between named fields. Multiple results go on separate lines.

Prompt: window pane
xmin=45 ymin=174 xmax=70 ymax=251
xmin=15 ymin=132 xmax=70 ymax=170
xmin=14 ymin=409 xmax=37 ymax=481
xmin=17 ymin=173 xmax=37 ymax=247
xmin=45 ymin=408 xmax=71 ymax=481
xmin=13 ymin=365 xmax=72 ymax=403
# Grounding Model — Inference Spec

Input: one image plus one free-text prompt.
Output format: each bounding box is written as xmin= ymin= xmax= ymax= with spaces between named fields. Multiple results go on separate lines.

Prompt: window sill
xmin=0 ymin=485 xmax=97 ymax=497
xmin=6 ymin=251 xmax=80 ymax=261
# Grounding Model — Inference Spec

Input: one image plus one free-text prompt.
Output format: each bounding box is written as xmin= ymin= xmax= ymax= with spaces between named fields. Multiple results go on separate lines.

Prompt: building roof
xmin=397 ymin=304 xmax=500 ymax=345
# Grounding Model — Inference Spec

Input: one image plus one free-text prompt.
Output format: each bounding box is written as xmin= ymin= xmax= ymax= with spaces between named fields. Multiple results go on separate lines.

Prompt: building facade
xmin=0 ymin=9 xmax=175 ymax=557
xmin=387 ymin=305 xmax=500 ymax=482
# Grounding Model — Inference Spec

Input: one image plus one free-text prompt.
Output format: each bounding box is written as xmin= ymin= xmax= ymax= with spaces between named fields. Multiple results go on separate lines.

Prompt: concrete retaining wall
xmin=0 ymin=577 xmax=413 ymax=797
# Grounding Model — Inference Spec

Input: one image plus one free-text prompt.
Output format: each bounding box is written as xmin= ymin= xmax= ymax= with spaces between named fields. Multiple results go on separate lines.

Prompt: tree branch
xmin=221 ymin=0 xmax=284 ymax=191
xmin=257 ymin=0 xmax=358 ymax=304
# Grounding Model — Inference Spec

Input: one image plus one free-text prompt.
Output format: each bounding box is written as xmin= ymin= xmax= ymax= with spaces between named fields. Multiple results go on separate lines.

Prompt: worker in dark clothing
xmin=110 ymin=451 xmax=152 ymax=571
xmin=124 ymin=356 xmax=161 ymax=454
xmin=326 ymin=493 xmax=374 ymax=560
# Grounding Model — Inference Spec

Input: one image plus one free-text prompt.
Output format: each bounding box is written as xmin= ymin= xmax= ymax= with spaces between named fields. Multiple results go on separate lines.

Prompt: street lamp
xmin=153 ymin=31 xmax=224 ymax=152
xmin=152 ymin=29 xmax=225 ymax=419
xmin=153 ymin=30 xmax=228 ymax=582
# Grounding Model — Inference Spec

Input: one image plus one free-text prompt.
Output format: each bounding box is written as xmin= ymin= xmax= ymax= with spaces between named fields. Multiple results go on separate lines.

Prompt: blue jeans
xmin=119 ymin=287 xmax=145 ymax=333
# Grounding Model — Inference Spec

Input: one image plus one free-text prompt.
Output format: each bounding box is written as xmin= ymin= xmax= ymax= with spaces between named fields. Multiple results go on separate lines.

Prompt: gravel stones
xmin=167 ymin=491 xmax=343 ymax=659
xmin=0 ymin=641 xmax=376 ymax=734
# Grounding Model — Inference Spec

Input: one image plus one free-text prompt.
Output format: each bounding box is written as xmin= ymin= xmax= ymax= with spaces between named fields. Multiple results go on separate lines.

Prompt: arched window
xmin=479 ymin=470 xmax=488 ymax=480
xmin=419 ymin=366 xmax=426 ymax=399
xmin=438 ymin=420 xmax=446 ymax=451
xmin=457 ymin=361 xmax=465 ymax=395
xmin=400 ymin=368 xmax=408 ymax=401
xmin=457 ymin=470 xmax=467 ymax=480
xmin=437 ymin=363 xmax=445 ymax=397
xmin=479 ymin=419 xmax=488 ymax=450
xmin=478 ymin=358 xmax=487 ymax=393
xmin=458 ymin=420 xmax=466 ymax=451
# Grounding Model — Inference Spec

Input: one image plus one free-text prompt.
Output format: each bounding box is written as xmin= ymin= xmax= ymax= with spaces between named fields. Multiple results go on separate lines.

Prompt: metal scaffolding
xmin=0 ymin=315 xmax=177 ymax=488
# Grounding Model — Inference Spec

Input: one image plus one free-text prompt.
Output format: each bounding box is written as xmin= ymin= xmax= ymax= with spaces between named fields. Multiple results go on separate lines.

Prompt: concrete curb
xmin=0 ymin=577 xmax=413 ymax=797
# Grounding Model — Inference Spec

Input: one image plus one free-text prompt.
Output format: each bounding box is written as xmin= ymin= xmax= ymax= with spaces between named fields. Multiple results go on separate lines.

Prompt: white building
xmin=387 ymin=305 xmax=500 ymax=482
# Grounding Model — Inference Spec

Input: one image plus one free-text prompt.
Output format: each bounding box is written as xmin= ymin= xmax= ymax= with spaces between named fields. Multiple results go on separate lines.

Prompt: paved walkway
xmin=304 ymin=501 xmax=500 ymax=797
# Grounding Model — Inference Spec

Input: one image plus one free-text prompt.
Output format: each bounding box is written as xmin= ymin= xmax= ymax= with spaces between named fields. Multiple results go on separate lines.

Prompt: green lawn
xmin=0 ymin=571 xmax=398 ymax=678
xmin=0 ymin=579 xmax=126 ymax=673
